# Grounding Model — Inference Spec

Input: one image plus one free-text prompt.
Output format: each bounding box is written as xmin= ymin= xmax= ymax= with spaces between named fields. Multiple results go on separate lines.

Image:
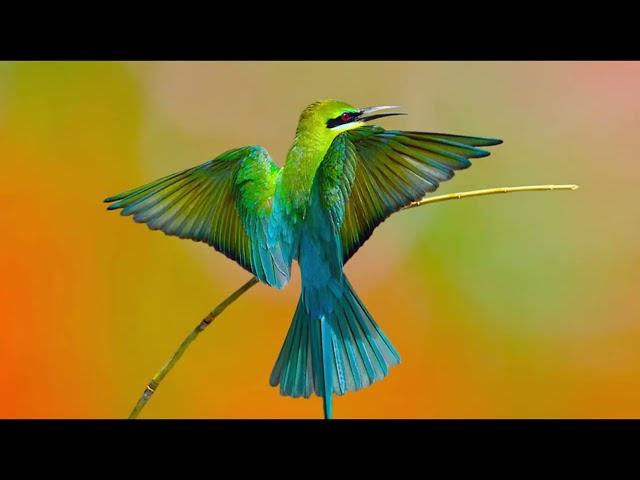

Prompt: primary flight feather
xmin=105 ymin=100 xmax=502 ymax=418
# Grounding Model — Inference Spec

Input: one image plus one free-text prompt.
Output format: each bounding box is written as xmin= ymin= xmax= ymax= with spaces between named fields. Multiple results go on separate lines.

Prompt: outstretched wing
xmin=104 ymin=146 xmax=289 ymax=288
xmin=316 ymin=126 xmax=503 ymax=263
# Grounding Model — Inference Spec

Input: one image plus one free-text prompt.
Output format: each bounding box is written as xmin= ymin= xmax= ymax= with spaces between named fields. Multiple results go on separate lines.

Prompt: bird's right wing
xmin=104 ymin=146 xmax=289 ymax=288
xmin=316 ymin=126 xmax=503 ymax=264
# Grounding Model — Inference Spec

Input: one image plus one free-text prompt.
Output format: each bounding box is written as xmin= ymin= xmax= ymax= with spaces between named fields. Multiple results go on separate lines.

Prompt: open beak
xmin=357 ymin=105 xmax=406 ymax=123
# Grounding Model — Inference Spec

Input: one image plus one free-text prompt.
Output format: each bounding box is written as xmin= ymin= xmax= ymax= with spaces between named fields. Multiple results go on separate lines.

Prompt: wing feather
xmin=315 ymin=125 xmax=502 ymax=263
xmin=105 ymin=146 xmax=289 ymax=288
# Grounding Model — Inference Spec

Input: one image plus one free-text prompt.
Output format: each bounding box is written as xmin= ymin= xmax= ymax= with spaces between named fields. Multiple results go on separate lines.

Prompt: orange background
xmin=1 ymin=61 xmax=639 ymax=418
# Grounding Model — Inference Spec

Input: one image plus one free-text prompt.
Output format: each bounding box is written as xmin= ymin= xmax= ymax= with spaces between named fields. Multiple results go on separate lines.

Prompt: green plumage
xmin=104 ymin=146 xmax=288 ymax=288
xmin=104 ymin=100 xmax=502 ymax=418
xmin=331 ymin=126 xmax=500 ymax=261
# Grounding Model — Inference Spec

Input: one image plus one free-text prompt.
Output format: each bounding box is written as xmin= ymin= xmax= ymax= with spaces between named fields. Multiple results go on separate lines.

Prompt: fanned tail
xmin=269 ymin=276 xmax=401 ymax=419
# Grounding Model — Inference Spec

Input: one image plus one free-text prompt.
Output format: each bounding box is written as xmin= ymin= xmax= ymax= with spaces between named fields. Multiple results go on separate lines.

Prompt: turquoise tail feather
xmin=269 ymin=277 xmax=400 ymax=419
xmin=319 ymin=315 xmax=333 ymax=419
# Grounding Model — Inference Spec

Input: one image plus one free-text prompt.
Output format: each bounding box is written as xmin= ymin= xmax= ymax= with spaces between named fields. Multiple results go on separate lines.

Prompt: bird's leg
xmin=128 ymin=276 xmax=260 ymax=419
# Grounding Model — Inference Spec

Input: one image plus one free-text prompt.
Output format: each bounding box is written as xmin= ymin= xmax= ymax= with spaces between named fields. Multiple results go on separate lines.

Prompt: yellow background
xmin=1 ymin=61 xmax=638 ymax=418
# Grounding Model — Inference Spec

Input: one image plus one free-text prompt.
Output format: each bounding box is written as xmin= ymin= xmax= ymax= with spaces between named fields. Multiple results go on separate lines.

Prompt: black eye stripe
xmin=326 ymin=111 xmax=360 ymax=128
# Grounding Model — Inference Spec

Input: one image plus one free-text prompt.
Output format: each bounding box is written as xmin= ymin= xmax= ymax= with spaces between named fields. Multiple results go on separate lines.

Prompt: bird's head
xmin=296 ymin=100 xmax=405 ymax=140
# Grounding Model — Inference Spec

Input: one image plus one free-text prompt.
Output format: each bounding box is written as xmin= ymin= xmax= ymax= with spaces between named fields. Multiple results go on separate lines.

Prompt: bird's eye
xmin=326 ymin=110 xmax=360 ymax=129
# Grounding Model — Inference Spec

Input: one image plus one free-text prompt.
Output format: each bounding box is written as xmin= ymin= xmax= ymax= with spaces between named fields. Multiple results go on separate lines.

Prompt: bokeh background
xmin=0 ymin=61 xmax=638 ymax=418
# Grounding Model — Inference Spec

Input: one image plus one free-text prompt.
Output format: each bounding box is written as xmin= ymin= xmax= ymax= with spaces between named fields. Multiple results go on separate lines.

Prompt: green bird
xmin=105 ymin=100 xmax=502 ymax=419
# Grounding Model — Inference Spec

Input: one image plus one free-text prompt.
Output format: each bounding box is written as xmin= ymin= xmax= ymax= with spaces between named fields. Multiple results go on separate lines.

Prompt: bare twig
xmin=128 ymin=276 xmax=260 ymax=419
xmin=403 ymin=184 xmax=579 ymax=210
xmin=127 ymin=183 xmax=578 ymax=418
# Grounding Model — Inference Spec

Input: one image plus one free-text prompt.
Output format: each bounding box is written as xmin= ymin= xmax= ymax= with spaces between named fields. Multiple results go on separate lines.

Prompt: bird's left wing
xmin=316 ymin=126 xmax=502 ymax=263
xmin=104 ymin=146 xmax=289 ymax=288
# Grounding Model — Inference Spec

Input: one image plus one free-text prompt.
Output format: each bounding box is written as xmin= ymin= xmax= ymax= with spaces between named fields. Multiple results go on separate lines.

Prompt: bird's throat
xmin=280 ymin=133 xmax=334 ymax=212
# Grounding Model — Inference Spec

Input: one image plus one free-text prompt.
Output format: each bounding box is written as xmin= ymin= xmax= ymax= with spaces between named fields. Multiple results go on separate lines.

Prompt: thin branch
xmin=127 ymin=183 xmax=578 ymax=419
xmin=128 ymin=276 xmax=260 ymax=419
xmin=403 ymin=184 xmax=579 ymax=210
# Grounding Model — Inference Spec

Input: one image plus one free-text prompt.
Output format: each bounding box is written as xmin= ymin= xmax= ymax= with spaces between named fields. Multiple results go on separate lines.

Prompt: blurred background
xmin=0 ymin=61 xmax=638 ymax=418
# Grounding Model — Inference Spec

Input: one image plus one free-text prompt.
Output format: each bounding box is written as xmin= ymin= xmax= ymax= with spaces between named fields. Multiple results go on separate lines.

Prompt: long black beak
xmin=358 ymin=105 xmax=406 ymax=123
